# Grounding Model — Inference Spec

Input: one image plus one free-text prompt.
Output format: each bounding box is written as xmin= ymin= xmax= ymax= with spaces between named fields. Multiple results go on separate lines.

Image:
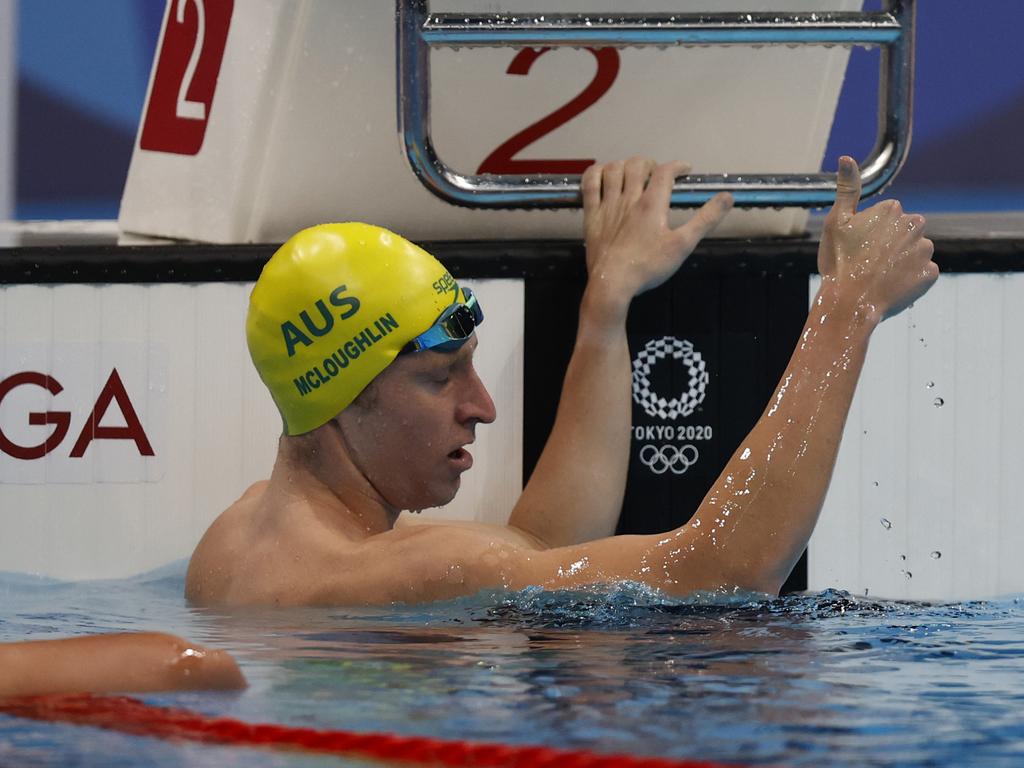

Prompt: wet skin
xmin=0 ymin=633 xmax=245 ymax=697
xmin=186 ymin=155 xmax=936 ymax=607
xmin=334 ymin=336 xmax=497 ymax=518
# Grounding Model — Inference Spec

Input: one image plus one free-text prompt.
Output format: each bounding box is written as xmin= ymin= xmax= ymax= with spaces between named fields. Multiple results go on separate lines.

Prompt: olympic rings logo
xmin=638 ymin=444 xmax=699 ymax=475
xmin=632 ymin=336 xmax=708 ymax=420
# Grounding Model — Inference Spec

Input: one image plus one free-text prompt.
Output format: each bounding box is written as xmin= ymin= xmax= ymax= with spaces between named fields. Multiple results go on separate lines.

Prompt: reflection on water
xmin=1 ymin=566 xmax=1024 ymax=767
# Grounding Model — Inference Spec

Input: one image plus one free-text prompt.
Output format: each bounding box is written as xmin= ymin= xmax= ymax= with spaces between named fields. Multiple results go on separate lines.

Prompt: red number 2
xmin=477 ymin=48 xmax=620 ymax=175
xmin=140 ymin=0 xmax=234 ymax=155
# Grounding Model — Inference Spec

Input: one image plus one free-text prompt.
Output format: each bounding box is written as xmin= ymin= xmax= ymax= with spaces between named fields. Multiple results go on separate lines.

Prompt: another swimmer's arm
xmin=508 ymin=159 xmax=732 ymax=548
xmin=0 ymin=632 xmax=246 ymax=697
xmin=671 ymin=157 xmax=939 ymax=594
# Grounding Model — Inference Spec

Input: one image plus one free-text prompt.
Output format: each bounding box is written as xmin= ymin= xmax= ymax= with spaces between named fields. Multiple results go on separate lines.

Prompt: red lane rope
xmin=0 ymin=693 xmax=739 ymax=768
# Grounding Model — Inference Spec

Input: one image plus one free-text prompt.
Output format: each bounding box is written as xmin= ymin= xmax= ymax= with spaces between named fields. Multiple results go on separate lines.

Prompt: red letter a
xmin=69 ymin=369 xmax=156 ymax=458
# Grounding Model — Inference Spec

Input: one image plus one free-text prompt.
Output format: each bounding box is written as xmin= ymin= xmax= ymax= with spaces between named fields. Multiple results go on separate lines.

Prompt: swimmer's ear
xmin=831 ymin=155 xmax=862 ymax=221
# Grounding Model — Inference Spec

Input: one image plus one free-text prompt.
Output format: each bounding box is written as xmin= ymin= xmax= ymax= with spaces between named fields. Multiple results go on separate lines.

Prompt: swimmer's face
xmin=337 ymin=336 xmax=496 ymax=510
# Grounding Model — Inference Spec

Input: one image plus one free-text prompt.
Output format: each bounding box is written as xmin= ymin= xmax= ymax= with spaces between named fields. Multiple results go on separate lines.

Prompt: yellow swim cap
xmin=247 ymin=223 xmax=463 ymax=435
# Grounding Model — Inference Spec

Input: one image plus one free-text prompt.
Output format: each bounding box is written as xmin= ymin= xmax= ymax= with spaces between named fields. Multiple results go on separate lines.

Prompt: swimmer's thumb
xmin=832 ymin=155 xmax=861 ymax=219
xmin=671 ymin=191 xmax=732 ymax=253
xmin=688 ymin=191 xmax=733 ymax=237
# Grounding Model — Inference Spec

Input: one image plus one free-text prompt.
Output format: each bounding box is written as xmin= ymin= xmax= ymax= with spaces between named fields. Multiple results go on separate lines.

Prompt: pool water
xmin=2 ymin=564 xmax=1024 ymax=767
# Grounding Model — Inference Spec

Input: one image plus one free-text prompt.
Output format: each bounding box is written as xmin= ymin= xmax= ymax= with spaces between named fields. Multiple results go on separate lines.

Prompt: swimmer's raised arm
xmin=681 ymin=156 xmax=938 ymax=592
xmin=0 ymin=632 xmax=246 ymax=697
xmin=507 ymin=158 xmax=733 ymax=547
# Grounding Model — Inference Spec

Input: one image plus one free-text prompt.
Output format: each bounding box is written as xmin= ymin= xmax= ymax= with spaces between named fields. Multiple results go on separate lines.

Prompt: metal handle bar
xmin=397 ymin=1 xmax=915 ymax=208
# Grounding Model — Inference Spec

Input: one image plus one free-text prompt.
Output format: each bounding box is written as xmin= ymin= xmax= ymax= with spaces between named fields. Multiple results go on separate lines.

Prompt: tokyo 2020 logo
xmin=631 ymin=336 xmax=708 ymax=419
xmin=631 ymin=336 xmax=710 ymax=477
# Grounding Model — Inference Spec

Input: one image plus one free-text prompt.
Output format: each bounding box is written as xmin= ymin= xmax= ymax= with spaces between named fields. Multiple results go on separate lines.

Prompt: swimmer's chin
xmin=403 ymin=483 xmax=461 ymax=515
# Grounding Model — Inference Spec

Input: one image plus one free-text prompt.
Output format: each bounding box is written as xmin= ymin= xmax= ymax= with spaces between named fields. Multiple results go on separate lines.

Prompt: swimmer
xmin=186 ymin=155 xmax=936 ymax=606
xmin=0 ymin=632 xmax=245 ymax=697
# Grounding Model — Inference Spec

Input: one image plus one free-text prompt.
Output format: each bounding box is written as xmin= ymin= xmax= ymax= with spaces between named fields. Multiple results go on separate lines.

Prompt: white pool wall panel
xmin=808 ymin=273 xmax=1024 ymax=602
xmin=0 ymin=279 xmax=523 ymax=580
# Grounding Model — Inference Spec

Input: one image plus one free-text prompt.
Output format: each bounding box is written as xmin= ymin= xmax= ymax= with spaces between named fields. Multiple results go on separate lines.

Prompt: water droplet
xmin=933 ymin=397 xmax=945 ymax=407
xmin=930 ymin=551 xmax=942 ymax=559
xmin=880 ymin=518 xmax=892 ymax=529
xmin=926 ymin=381 xmax=935 ymax=389
xmin=903 ymin=570 xmax=913 ymax=579
xmin=873 ymin=481 xmax=879 ymax=487
xmin=899 ymin=554 xmax=906 ymax=561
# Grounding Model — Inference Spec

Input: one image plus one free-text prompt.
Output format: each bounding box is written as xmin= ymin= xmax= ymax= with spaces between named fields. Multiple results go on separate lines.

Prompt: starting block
xmin=119 ymin=0 xmax=872 ymax=243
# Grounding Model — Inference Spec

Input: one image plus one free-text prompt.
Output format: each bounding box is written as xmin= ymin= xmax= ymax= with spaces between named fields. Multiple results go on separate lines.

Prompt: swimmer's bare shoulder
xmin=186 ymin=489 xmax=473 ymax=605
xmin=188 ymin=506 xmax=540 ymax=606
xmin=185 ymin=485 xmax=261 ymax=605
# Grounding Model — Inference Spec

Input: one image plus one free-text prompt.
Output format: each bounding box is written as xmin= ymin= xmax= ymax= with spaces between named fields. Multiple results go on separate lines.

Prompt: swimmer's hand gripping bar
xmin=396 ymin=0 xmax=915 ymax=208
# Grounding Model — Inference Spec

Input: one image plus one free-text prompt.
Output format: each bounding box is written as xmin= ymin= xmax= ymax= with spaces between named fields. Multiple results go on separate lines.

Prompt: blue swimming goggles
xmin=402 ymin=287 xmax=484 ymax=354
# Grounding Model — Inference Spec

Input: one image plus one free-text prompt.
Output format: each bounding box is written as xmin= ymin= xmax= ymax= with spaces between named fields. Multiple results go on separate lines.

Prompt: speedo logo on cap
xmin=433 ymin=272 xmax=458 ymax=297
xmin=281 ymin=285 xmax=360 ymax=357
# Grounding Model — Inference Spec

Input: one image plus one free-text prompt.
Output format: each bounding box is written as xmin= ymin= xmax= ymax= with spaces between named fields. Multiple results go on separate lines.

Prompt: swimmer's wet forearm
xmin=508 ymin=294 xmax=632 ymax=547
xmin=689 ymin=289 xmax=876 ymax=593
xmin=0 ymin=632 xmax=246 ymax=696
xmin=661 ymin=158 xmax=937 ymax=596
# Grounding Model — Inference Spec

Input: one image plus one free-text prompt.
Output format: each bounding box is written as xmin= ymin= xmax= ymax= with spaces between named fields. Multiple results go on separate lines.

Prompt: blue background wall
xmin=14 ymin=0 xmax=1024 ymax=220
xmin=16 ymin=1 xmax=165 ymax=219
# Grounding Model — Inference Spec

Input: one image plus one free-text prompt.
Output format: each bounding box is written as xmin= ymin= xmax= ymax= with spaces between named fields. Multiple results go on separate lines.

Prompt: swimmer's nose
xmin=459 ymin=365 xmax=496 ymax=425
